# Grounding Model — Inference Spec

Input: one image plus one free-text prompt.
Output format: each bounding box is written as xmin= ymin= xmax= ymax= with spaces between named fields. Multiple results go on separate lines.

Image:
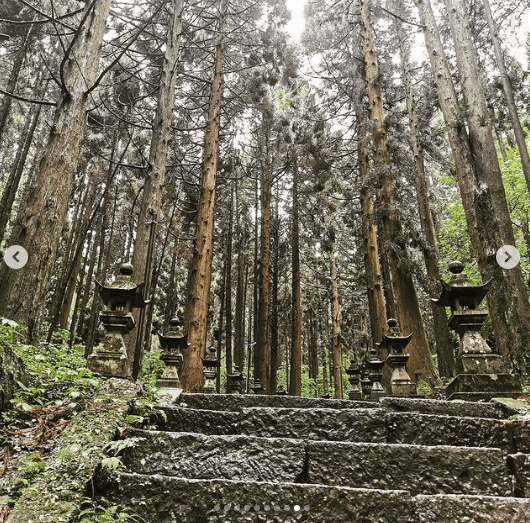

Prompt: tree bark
xmin=289 ymin=153 xmax=302 ymax=396
xmin=225 ymin=181 xmax=234 ymax=376
xmin=358 ymin=104 xmax=387 ymax=347
xmin=0 ymin=17 xmax=36 ymax=145
xmin=131 ymin=0 xmax=183 ymax=283
xmin=270 ymin=196 xmax=280 ymax=394
xmin=0 ymin=0 xmax=112 ymax=339
xmin=360 ymin=0 xmax=436 ymax=383
xmin=234 ymin=176 xmax=246 ymax=369
xmin=255 ymin=104 xmax=273 ymax=394
xmin=482 ymin=0 xmax=530 ymax=192
xmin=182 ymin=0 xmax=226 ymax=391
xmin=0 ymin=84 xmax=45 ymax=243
xmin=329 ymin=249 xmax=343 ymax=399
xmin=398 ymin=33 xmax=455 ymax=377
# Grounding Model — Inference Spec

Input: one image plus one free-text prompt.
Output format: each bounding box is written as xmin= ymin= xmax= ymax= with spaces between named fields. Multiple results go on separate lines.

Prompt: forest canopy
xmin=0 ymin=0 xmax=529 ymax=395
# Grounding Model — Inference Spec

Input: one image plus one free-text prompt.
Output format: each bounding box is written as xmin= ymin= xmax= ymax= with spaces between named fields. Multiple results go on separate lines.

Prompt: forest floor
xmin=0 ymin=325 xmax=164 ymax=522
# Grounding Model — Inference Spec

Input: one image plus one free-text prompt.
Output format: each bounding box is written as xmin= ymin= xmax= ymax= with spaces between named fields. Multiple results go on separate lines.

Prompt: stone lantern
xmin=251 ymin=378 xmax=264 ymax=394
xmin=378 ymin=319 xmax=415 ymax=397
xmin=432 ymin=261 xmax=522 ymax=400
xmin=226 ymin=365 xmax=245 ymax=394
xmin=88 ymin=263 xmax=146 ymax=378
xmin=157 ymin=316 xmax=189 ymax=388
xmin=359 ymin=362 xmax=373 ymax=399
xmin=345 ymin=359 xmax=362 ymax=400
xmin=202 ymin=346 xmax=220 ymax=393
xmin=276 ymin=384 xmax=288 ymax=395
xmin=366 ymin=347 xmax=386 ymax=400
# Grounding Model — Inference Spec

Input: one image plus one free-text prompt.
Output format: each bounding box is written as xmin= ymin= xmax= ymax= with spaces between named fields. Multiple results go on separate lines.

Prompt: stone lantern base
xmin=456 ymin=353 xmax=506 ymax=375
xmin=87 ymin=350 xmax=131 ymax=378
xmin=445 ymin=373 xmax=522 ymax=401
xmin=156 ymin=355 xmax=182 ymax=388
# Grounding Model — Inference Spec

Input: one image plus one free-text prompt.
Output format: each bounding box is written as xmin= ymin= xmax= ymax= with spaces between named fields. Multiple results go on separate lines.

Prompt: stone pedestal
xmin=87 ymin=310 xmax=133 ymax=378
xmin=367 ymin=349 xmax=386 ymax=400
xmin=157 ymin=354 xmax=183 ymax=388
xmin=202 ymin=346 xmax=220 ymax=394
xmin=445 ymin=373 xmax=523 ymax=401
xmin=227 ymin=366 xmax=245 ymax=394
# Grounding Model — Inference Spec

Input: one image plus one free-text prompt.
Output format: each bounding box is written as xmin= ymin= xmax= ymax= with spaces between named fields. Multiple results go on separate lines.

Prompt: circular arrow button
xmin=496 ymin=245 xmax=520 ymax=270
xmin=3 ymin=245 xmax=28 ymax=269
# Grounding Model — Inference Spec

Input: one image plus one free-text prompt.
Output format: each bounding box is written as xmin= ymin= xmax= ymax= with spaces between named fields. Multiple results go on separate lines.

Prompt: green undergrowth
xmin=0 ymin=324 xmax=163 ymax=522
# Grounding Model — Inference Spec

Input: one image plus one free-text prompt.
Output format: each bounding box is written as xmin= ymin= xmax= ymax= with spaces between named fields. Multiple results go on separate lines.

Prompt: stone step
xmin=159 ymin=406 xmax=514 ymax=450
xmin=177 ymin=393 xmax=515 ymax=419
xmin=119 ymin=430 xmax=513 ymax=496
xmin=177 ymin=392 xmax=376 ymax=411
xmin=95 ymin=474 xmax=530 ymax=523
xmin=379 ymin=397 xmax=516 ymax=419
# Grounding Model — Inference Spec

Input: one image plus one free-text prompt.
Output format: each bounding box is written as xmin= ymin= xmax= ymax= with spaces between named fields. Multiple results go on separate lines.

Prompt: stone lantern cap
xmin=158 ymin=316 xmax=188 ymax=352
xmin=431 ymin=261 xmax=491 ymax=311
xmin=96 ymin=263 xmax=146 ymax=310
xmin=377 ymin=319 xmax=412 ymax=353
xmin=202 ymin=346 xmax=221 ymax=368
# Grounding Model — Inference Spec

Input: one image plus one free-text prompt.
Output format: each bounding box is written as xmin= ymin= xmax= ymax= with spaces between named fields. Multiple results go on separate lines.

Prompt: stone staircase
xmin=94 ymin=394 xmax=530 ymax=522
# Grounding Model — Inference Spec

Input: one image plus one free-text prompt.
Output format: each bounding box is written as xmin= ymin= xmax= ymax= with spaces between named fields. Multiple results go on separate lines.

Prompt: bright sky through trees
xmin=286 ymin=0 xmax=307 ymax=42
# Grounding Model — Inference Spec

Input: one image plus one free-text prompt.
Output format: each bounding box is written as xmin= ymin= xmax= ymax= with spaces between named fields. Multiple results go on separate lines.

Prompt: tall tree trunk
xmin=131 ymin=0 xmax=183 ymax=283
xmin=182 ymin=0 xmax=226 ymax=391
xmin=329 ymin=249 xmax=343 ymax=399
xmin=358 ymin=104 xmax=387 ymax=346
xmin=360 ymin=0 xmax=436 ymax=383
xmin=130 ymin=0 xmax=183 ymax=377
xmin=398 ymin=32 xmax=455 ymax=377
xmin=255 ymin=104 xmax=273 ymax=394
xmin=416 ymin=0 xmax=530 ymax=372
xmin=225 ymin=182 xmax=234 ymax=375
xmin=216 ymin=260 xmax=226 ymax=394
xmin=75 ymin=225 xmax=100 ymax=342
xmin=0 ymin=0 xmax=112 ymax=339
xmin=270 ymin=199 xmax=280 ymax=393
xmin=482 ymin=0 xmax=530 ymax=191
xmin=0 ymin=85 xmax=45 ymax=242
xmin=234 ymin=176 xmax=246 ymax=369
xmin=0 ymin=17 xmax=36 ymax=145
xmin=289 ymin=153 xmax=302 ymax=396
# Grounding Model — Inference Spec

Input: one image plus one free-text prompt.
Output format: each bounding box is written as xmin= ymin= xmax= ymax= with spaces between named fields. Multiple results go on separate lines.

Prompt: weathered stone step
xmin=414 ymin=494 xmax=530 ymax=522
xmin=177 ymin=393 xmax=515 ymax=419
xmin=95 ymin=474 xmax=530 ymax=523
xmin=159 ymin=406 xmax=514 ymax=450
xmin=177 ymin=392 xmax=376 ymax=411
xmin=160 ymin=406 xmax=387 ymax=442
xmin=96 ymin=474 xmax=418 ymax=522
xmin=120 ymin=430 xmax=512 ymax=496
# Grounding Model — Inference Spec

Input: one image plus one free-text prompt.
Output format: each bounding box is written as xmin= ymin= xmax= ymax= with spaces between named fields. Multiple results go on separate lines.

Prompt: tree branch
xmin=0 ymin=87 xmax=56 ymax=106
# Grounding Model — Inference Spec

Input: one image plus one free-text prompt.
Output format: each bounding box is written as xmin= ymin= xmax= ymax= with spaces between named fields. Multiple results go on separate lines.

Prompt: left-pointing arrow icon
xmin=3 ymin=245 xmax=28 ymax=269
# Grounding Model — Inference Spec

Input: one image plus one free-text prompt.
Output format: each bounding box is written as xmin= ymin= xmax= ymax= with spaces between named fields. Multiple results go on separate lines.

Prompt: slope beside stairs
xmin=94 ymin=393 xmax=530 ymax=522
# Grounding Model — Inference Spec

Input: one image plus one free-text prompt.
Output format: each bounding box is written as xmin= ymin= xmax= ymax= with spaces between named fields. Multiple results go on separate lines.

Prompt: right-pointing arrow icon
xmin=496 ymin=245 xmax=520 ymax=270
